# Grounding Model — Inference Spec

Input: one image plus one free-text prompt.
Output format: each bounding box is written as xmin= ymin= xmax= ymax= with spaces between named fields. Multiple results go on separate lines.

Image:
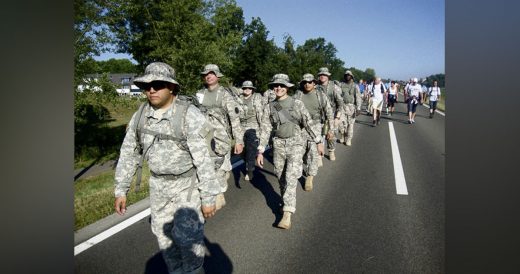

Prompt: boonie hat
xmin=200 ymin=64 xmax=224 ymax=77
xmin=317 ymin=67 xmax=332 ymax=77
xmin=344 ymin=70 xmax=354 ymax=77
xmin=300 ymin=73 xmax=317 ymax=83
xmin=412 ymin=77 xmax=418 ymax=82
xmin=133 ymin=62 xmax=179 ymax=89
xmin=268 ymin=74 xmax=294 ymax=88
xmin=241 ymin=80 xmax=256 ymax=90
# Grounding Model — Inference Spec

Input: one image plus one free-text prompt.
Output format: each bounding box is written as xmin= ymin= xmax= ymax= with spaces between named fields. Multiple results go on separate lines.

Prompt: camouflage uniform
xmin=196 ymin=64 xmax=244 ymax=194
xmin=262 ymin=88 xmax=276 ymax=105
xmin=257 ymin=74 xmax=321 ymax=213
xmin=316 ymin=68 xmax=344 ymax=154
xmin=338 ymin=71 xmax=362 ymax=144
xmin=238 ymin=81 xmax=264 ymax=175
xmin=293 ymin=74 xmax=334 ymax=177
xmin=114 ymin=63 xmax=219 ymax=274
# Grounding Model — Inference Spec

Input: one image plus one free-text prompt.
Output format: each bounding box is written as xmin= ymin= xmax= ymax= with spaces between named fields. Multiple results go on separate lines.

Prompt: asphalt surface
xmin=75 ymin=98 xmax=445 ymax=273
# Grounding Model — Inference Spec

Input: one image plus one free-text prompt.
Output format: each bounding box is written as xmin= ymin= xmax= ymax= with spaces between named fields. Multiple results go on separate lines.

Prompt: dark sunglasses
xmin=142 ymin=81 xmax=168 ymax=91
xmin=303 ymin=81 xmax=314 ymax=85
xmin=271 ymin=84 xmax=287 ymax=88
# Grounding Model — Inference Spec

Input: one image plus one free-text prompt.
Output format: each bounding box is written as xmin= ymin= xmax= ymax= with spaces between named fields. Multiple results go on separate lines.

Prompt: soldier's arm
xmin=257 ymin=105 xmax=273 ymax=153
xmin=254 ymin=93 xmax=264 ymax=126
xmin=333 ymin=84 xmax=344 ymax=117
xmin=355 ymin=85 xmax=362 ymax=110
xmin=222 ymin=91 xmax=245 ymax=145
xmin=297 ymin=100 xmax=320 ymax=143
xmin=185 ymin=106 xmax=219 ymax=206
xmin=322 ymin=94 xmax=335 ymax=131
xmin=114 ymin=111 xmax=142 ymax=198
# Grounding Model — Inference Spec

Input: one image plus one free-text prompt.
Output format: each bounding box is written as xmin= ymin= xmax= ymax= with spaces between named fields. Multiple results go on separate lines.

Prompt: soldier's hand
xmin=115 ymin=196 xmax=127 ymax=215
xmin=234 ymin=143 xmax=244 ymax=154
xmin=202 ymin=204 xmax=217 ymax=219
xmin=317 ymin=143 xmax=325 ymax=156
xmin=326 ymin=130 xmax=334 ymax=140
xmin=256 ymin=153 xmax=264 ymax=168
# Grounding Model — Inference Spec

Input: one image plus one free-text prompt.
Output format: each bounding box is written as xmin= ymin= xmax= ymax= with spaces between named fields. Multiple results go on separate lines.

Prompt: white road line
xmin=388 ymin=122 xmax=408 ymax=195
xmin=74 ymin=208 xmax=151 ymax=256
xmin=75 ymin=158 xmax=249 ymax=256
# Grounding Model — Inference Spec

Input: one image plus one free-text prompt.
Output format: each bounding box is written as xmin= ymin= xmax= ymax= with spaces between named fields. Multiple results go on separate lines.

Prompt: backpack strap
xmin=133 ymin=102 xmax=148 ymax=192
xmin=133 ymin=99 xmax=190 ymax=192
xmin=271 ymin=98 xmax=300 ymax=126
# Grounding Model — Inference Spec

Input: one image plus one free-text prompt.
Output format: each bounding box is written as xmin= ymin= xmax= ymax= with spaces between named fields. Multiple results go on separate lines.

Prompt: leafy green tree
xmin=231 ymin=17 xmax=280 ymax=91
xmin=97 ymin=58 xmax=139 ymax=73
xmin=105 ymin=0 xmax=244 ymax=93
xmin=74 ymin=0 xmax=112 ymax=86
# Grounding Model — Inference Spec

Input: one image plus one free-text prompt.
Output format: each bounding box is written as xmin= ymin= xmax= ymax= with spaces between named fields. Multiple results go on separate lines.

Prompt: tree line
xmin=75 ymin=0 xmax=380 ymax=94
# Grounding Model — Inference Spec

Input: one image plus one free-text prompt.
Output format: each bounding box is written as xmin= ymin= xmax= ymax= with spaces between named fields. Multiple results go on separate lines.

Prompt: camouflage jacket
xmin=293 ymin=89 xmax=335 ymax=133
xmin=114 ymin=100 xmax=220 ymax=205
xmin=258 ymin=96 xmax=321 ymax=151
xmin=239 ymin=92 xmax=264 ymax=129
xmin=261 ymin=89 xmax=276 ymax=105
xmin=338 ymin=81 xmax=362 ymax=109
xmin=316 ymin=81 xmax=344 ymax=117
xmin=195 ymin=85 xmax=245 ymax=145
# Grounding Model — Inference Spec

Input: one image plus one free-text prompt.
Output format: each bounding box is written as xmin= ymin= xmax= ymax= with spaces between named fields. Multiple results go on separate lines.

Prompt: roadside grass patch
xmin=74 ymin=166 xmax=150 ymax=231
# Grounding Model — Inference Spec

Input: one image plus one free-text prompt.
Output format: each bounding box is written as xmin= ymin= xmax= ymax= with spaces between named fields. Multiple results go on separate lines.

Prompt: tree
xmin=74 ymin=0 xmax=112 ymax=86
xmin=231 ymin=17 xmax=280 ymax=91
xmin=105 ymin=0 xmax=244 ymax=93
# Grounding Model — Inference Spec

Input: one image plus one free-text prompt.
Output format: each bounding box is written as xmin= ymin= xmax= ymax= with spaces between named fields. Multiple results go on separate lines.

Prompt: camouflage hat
xmin=268 ymin=73 xmax=294 ymax=88
xmin=133 ymin=62 xmax=179 ymax=88
xmin=317 ymin=67 xmax=332 ymax=77
xmin=241 ymin=80 xmax=256 ymax=90
xmin=200 ymin=64 xmax=224 ymax=77
xmin=300 ymin=73 xmax=317 ymax=83
xmin=344 ymin=70 xmax=354 ymax=77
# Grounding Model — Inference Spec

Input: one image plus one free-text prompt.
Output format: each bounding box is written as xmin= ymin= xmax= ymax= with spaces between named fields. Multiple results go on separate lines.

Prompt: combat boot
xmin=346 ymin=139 xmax=352 ymax=146
xmin=215 ymin=193 xmax=226 ymax=210
xmin=317 ymin=156 xmax=323 ymax=167
xmin=277 ymin=211 xmax=292 ymax=229
xmin=304 ymin=176 xmax=314 ymax=191
xmin=329 ymin=151 xmax=336 ymax=161
xmin=339 ymin=134 xmax=345 ymax=144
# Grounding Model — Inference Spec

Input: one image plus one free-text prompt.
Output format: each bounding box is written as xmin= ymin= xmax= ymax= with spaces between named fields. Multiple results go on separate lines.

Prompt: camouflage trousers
xmin=326 ymin=118 xmax=340 ymax=152
xmin=149 ymin=176 xmax=205 ymax=274
xmin=272 ymin=135 xmax=304 ymax=213
xmin=243 ymin=128 xmax=259 ymax=172
xmin=339 ymin=104 xmax=357 ymax=142
xmin=303 ymin=122 xmax=321 ymax=177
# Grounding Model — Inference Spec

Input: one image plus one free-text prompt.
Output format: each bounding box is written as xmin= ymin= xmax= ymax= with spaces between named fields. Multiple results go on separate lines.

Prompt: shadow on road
xmin=143 ymin=237 xmax=234 ymax=274
xmin=249 ymin=167 xmax=283 ymax=225
xmin=144 ymin=208 xmax=233 ymax=274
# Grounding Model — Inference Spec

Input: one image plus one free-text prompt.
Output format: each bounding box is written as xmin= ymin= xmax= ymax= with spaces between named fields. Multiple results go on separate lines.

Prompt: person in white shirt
xmin=387 ymin=81 xmax=398 ymax=116
xmin=407 ymin=77 xmax=422 ymax=124
xmin=428 ymin=80 xmax=442 ymax=118
xmin=368 ymin=77 xmax=387 ymax=126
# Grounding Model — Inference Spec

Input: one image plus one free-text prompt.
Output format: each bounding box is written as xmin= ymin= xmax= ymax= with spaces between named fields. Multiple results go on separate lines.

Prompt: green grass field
xmin=74 ymin=166 xmax=150 ymax=231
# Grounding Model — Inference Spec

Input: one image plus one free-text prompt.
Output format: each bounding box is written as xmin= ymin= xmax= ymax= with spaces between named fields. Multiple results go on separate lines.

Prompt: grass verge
xmin=74 ymin=166 xmax=150 ymax=231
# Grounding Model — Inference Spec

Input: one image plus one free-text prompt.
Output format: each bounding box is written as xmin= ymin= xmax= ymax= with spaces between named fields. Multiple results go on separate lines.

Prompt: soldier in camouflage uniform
xmin=114 ymin=62 xmax=219 ymax=274
xmin=238 ymin=80 xmax=264 ymax=181
xmin=256 ymin=74 xmax=323 ymax=229
xmin=195 ymin=64 xmax=245 ymax=210
xmin=316 ymin=67 xmax=344 ymax=161
xmin=337 ymin=70 xmax=362 ymax=146
xmin=293 ymin=73 xmax=334 ymax=191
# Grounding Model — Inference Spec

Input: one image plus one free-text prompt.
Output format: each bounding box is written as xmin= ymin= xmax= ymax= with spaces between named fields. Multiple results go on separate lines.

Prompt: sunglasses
xmin=271 ymin=84 xmax=287 ymax=88
xmin=303 ymin=81 xmax=315 ymax=84
xmin=142 ymin=81 xmax=168 ymax=91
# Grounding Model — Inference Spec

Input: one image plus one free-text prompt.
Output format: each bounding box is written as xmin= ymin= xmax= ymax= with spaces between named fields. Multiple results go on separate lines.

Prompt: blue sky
xmin=97 ymin=0 xmax=444 ymax=81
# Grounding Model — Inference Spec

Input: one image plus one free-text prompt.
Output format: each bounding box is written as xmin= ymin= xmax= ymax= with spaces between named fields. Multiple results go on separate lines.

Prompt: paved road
xmin=75 ymin=99 xmax=445 ymax=273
